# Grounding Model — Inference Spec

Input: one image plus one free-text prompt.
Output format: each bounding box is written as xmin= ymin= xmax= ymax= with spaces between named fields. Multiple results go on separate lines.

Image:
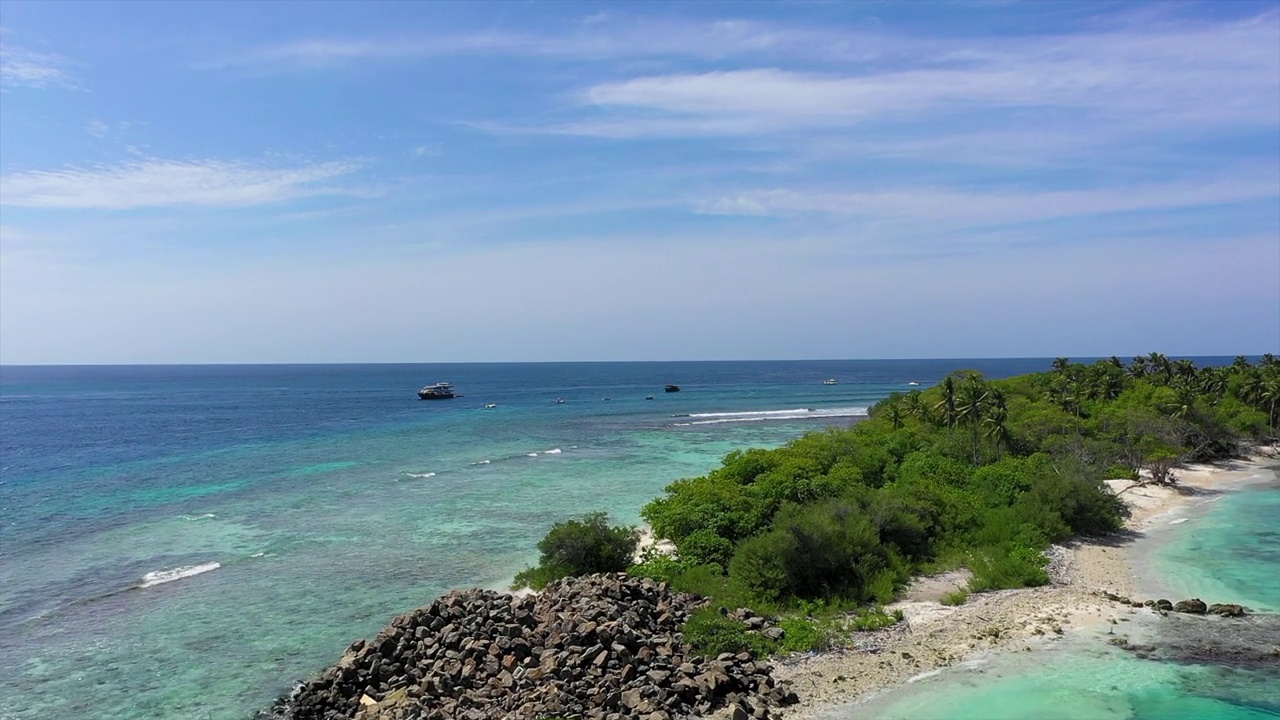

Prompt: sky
xmin=0 ymin=0 xmax=1278 ymax=364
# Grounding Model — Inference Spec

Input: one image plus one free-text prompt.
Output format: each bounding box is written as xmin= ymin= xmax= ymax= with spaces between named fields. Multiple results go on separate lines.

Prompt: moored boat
xmin=664 ymin=385 xmax=681 ymax=393
xmin=418 ymin=382 xmax=456 ymax=400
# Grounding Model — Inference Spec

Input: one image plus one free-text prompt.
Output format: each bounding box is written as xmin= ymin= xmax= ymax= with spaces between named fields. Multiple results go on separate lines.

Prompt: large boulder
xmin=1173 ymin=598 xmax=1207 ymax=614
xmin=1207 ymin=603 xmax=1246 ymax=617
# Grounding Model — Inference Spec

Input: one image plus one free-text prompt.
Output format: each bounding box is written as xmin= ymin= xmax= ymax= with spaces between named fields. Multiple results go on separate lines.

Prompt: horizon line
xmin=0 ymin=353 xmax=1265 ymax=368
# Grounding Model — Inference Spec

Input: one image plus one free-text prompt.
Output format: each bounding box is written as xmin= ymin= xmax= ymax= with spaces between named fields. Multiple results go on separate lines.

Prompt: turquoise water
xmin=1145 ymin=475 xmax=1280 ymax=612
xmin=837 ymin=467 xmax=1280 ymax=720
xmin=0 ymin=359 xmax=1058 ymax=720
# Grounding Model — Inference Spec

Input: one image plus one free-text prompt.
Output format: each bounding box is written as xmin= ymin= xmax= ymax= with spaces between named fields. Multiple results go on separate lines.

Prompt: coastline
xmin=774 ymin=449 xmax=1280 ymax=718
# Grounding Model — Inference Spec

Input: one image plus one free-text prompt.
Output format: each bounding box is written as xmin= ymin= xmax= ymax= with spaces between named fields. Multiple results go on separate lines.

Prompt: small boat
xmin=664 ymin=385 xmax=681 ymax=393
xmin=418 ymin=382 xmax=456 ymax=400
xmin=484 ymin=403 xmax=497 ymax=409
xmin=602 ymin=396 xmax=611 ymax=401
xmin=645 ymin=395 xmax=654 ymax=400
xmin=823 ymin=379 xmax=838 ymax=385
xmin=555 ymin=398 xmax=565 ymax=404
xmin=908 ymin=381 xmax=920 ymax=386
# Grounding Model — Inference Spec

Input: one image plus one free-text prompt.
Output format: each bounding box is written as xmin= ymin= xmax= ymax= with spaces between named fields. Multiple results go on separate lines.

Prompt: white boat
xmin=908 ymin=381 xmax=920 ymax=386
xmin=484 ymin=403 xmax=497 ymax=409
xmin=418 ymin=382 xmax=456 ymax=400
xmin=823 ymin=379 xmax=838 ymax=385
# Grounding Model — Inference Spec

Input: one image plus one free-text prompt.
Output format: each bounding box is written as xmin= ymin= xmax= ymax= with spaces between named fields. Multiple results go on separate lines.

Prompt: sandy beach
xmin=774 ymin=449 xmax=1279 ymax=717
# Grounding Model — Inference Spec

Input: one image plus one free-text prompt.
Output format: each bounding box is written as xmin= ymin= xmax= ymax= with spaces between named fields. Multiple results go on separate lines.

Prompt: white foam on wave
xmin=675 ymin=406 xmax=869 ymax=425
xmin=1169 ymin=518 xmax=1189 ymax=525
xmin=180 ymin=513 xmax=216 ymax=521
xmin=543 ymin=448 xmax=562 ymax=455
xmin=138 ymin=562 xmax=221 ymax=589
xmin=527 ymin=452 xmax=539 ymax=457
xmin=405 ymin=472 xmax=437 ymax=479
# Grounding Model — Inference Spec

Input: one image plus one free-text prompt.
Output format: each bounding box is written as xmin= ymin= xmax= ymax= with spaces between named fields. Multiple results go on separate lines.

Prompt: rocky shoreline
xmin=264 ymin=574 xmax=797 ymax=720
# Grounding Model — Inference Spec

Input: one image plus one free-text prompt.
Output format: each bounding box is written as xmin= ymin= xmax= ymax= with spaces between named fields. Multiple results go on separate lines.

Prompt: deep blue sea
xmin=0 ymin=358 xmax=1268 ymax=720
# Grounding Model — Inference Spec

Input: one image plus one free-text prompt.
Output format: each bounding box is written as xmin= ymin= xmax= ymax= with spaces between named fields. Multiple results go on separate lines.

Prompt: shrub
xmin=967 ymin=545 xmax=1049 ymax=592
xmin=513 ymin=512 xmax=638 ymax=589
xmin=848 ymin=606 xmax=903 ymax=631
xmin=778 ymin=616 xmax=827 ymax=652
xmin=940 ymin=589 xmax=969 ymax=606
xmin=678 ymin=528 xmax=736 ymax=570
xmin=728 ymin=499 xmax=892 ymax=604
xmin=682 ymin=608 xmax=775 ymax=658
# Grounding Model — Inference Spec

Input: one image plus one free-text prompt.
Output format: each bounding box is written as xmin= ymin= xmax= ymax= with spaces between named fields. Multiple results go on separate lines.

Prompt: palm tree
xmin=1233 ymin=356 xmax=1252 ymax=371
xmin=1168 ymin=388 xmax=1197 ymax=421
xmin=983 ymin=389 xmax=1011 ymax=460
xmin=1147 ymin=352 xmax=1173 ymax=383
xmin=934 ymin=376 xmax=958 ymax=429
xmin=887 ymin=403 xmax=905 ymax=430
xmin=1239 ymin=371 xmax=1265 ymax=406
xmin=956 ymin=379 xmax=990 ymax=464
xmin=1106 ymin=356 xmax=1124 ymax=369
xmin=1128 ymin=356 xmax=1149 ymax=379
xmin=1172 ymin=359 xmax=1198 ymax=388
xmin=903 ymin=390 xmax=927 ymax=421
xmin=1199 ymin=367 xmax=1228 ymax=398
xmin=1262 ymin=377 xmax=1280 ymax=429
xmin=1052 ymin=357 xmax=1071 ymax=373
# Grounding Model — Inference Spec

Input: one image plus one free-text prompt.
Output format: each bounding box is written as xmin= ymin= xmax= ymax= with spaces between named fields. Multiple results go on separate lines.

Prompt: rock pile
xmin=1098 ymin=591 xmax=1248 ymax=617
xmin=266 ymin=574 xmax=797 ymax=720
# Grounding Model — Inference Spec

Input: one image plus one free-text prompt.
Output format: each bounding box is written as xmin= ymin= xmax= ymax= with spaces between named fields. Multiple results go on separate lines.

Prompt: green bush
xmin=682 ymin=608 xmax=775 ymax=657
xmin=940 ymin=589 xmax=969 ymax=606
xmin=967 ymin=545 xmax=1049 ymax=592
xmin=728 ymin=499 xmax=893 ymax=604
xmin=513 ymin=512 xmax=638 ymax=589
xmin=778 ymin=617 xmax=827 ymax=652
xmin=679 ymin=528 xmax=736 ymax=570
xmin=849 ymin=606 xmax=903 ymax=631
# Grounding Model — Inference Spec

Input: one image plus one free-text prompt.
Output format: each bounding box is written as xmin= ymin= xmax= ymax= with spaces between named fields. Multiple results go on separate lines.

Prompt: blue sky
xmin=1 ymin=0 xmax=1277 ymax=363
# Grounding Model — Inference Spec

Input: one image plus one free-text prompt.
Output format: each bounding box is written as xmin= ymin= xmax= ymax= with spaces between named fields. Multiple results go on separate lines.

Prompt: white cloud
xmin=206 ymin=16 xmax=889 ymax=71
xmin=467 ymin=11 xmax=1272 ymax=139
xmin=0 ymin=157 xmax=360 ymax=210
xmin=85 ymin=119 xmax=111 ymax=138
xmin=695 ymin=174 xmax=1280 ymax=229
xmin=0 ymin=46 xmax=80 ymax=89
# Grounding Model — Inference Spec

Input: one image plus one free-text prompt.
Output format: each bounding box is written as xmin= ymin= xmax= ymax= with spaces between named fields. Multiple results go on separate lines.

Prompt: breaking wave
xmin=673 ymin=406 xmax=868 ymax=426
xmin=138 ymin=562 xmax=221 ymax=589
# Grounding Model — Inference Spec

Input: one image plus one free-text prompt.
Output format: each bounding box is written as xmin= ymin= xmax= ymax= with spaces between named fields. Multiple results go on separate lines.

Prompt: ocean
xmin=2 ymin=358 xmax=1269 ymax=720
xmin=0 ymin=359 xmax=1047 ymax=720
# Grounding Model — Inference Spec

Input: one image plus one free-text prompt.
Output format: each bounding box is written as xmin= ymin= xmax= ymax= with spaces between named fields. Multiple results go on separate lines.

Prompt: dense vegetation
xmin=518 ymin=355 xmax=1279 ymax=652
xmin=513 ymin=512 xmax=640 ymax=590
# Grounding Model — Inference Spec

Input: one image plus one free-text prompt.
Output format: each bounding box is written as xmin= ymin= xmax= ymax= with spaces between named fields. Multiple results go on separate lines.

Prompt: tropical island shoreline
xmin=772 ymin=448 xmax=1279 ymax=718
xmin=268 ymin=355 xmax=1280 ymax=720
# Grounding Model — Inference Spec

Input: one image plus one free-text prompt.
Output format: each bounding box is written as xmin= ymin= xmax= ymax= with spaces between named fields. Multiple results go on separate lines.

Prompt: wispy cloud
xmin=0 ymin=157 xmax=361 ymax=210
xmin=695 ymin=173 xmax=1280 ymax=229
xmin=469 ymin=11 xmax=1278 ymax=139
xmin=204 ymin=16 xmax=887 ymax=71
xmin=0 ymin=46 xmax=80 ymax=89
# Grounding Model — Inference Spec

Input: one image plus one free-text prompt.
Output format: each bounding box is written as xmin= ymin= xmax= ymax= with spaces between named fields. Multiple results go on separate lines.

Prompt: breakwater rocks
xmin=266 ymin=574 xmax=798 ymax=720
